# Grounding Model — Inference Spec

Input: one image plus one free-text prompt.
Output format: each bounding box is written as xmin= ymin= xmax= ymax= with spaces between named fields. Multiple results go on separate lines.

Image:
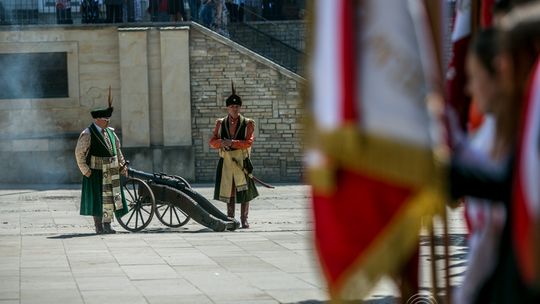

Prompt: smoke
xmin=0 ymin=51 xmax=75 ymax=184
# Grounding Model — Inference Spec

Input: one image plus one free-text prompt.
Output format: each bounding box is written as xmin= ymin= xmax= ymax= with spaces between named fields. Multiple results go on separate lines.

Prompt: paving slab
xmin=0 ymin=183 xmax=467 ymax=303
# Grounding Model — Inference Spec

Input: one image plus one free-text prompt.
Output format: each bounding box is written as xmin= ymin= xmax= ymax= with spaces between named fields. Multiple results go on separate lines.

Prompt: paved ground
xmin=0 ymin=183 xmax=467 ymax=304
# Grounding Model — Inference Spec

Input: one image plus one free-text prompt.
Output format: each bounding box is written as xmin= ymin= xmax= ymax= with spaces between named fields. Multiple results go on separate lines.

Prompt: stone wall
xmin=0 ymin=23 xmax=305 ymax=184
xmin=189 ymin=24 xmax=305 ymax=182
xmin=0 ymin=26 xmax=122 ymax=183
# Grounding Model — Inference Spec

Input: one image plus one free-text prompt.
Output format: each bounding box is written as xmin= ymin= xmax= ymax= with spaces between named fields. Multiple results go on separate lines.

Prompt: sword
xmin=230 ymin=158 xmax=275 ymax=189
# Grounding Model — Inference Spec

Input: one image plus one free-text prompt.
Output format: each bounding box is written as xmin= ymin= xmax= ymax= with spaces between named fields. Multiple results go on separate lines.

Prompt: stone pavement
xmin=0 ymin=184 xmax=467 ymax=304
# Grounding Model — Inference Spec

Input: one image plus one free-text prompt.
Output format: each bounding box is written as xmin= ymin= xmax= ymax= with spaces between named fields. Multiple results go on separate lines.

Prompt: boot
xmin=103 ymin=222 xmax=116 ymax=234
xmin=227 ymin=201 xmax=235 ymax=218
xmin=240 ymin=202 xmax=250 ymax=229
xmin=93 ymin=216 xmax=104 ymax=234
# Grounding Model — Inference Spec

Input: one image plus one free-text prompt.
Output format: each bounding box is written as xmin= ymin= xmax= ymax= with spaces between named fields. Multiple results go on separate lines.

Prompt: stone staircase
xmin=226 ymin=21 xmax=305 ymax=76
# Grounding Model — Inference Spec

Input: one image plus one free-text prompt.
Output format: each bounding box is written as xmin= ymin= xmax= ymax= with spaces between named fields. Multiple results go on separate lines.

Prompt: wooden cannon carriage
xmin=116 ymin=167 xmax=240 ymax=232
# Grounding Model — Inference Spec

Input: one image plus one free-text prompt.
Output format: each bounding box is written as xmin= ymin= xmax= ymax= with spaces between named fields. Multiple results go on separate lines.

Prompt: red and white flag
xmin=446 ymin=0 xmax=473 ymax=131
xmin=513 ymin=58 xmax=540 ymax=286
xmin=306 ymin=0 xmax=445 ymax=300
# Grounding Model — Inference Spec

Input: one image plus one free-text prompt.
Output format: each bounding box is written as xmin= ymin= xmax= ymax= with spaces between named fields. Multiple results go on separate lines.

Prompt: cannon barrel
xmin=126 ymin=166 xmax=240 ymax=231
xmin=128 ymin=168 xmax=188 ymax=190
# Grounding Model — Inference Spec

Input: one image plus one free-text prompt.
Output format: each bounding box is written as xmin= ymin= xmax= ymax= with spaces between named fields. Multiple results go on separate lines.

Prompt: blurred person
xmin=450 ymin=3 xmax=540 ymax=302
xmin=199 ymin=0 xmax=215 ymax=26
xmin=213 ymin=0 xmax=229 ymax=36
xmin=81 ymin=0 xmax=100 ymax=24
xmin=0 ymin=1 xmax=5 ymax=24
xmin=75 ymin=92 xmax=128 ymax=234
xmin=452 ymin=28 xmax=507 ymax=304
xmin=169 ymin=0 xmax=186 ymax=21
xmin=188 ymin=0 xmax=200 ymax=21
xmin=105 ymin=0 xmax=123 ymax=23
xmin=209 ymin=83 xmax=258 ymax=228
xmin=226 ymin=0 xmax=243 ymax=22
xmin=148 ymin=0 xmax=170 ymax=21
xmin=56 ymin=0 xmax=73 ymax=24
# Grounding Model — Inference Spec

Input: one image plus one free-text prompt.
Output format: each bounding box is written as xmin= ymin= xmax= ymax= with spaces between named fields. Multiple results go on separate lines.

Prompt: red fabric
xmin=513 ymin=180 xmax=535 ymax=283
xmin=208 ymin=117 xmax=255 ymax=150
xmin=446 ymin=36 xmax=471 ymax=132
xmin=313 ymin=169 xmax=412 ymax=288
xmin=339 ymin=0 xmax=358 ymax=123
xmin=512 ymin=59 xmax=540 ymax=285
xmin=159 ymin=0 xmax=168 ymax=11
xmin=467 ymin=100 xmax=485 ymax=133
xmin=481 ymin=0 xmax=495 ymax=28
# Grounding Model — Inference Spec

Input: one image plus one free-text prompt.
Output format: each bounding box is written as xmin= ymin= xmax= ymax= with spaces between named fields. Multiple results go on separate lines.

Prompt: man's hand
xmin=120 ymin=164 xmax=128 ymax=177
xmin=221 ymin=139 xmax=233 ymax=149
xmin=84 ymin=170 xmax=92 ymax=178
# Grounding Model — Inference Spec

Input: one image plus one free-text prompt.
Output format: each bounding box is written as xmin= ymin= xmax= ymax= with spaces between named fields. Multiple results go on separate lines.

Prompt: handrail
xmin=236 ymin=21 xmax=304 ymax=55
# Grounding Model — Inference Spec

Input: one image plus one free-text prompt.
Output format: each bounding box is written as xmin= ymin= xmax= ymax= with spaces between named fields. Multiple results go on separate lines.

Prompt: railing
xmin=0 ymin=0 xmax=178 ymax=25
xmin=0 ymin=0 xmax=306 ymax=74
xmin=224 ymin=5 xmax=305 ymax=74
xmin=227 ymin=21 xmax=304 ymax=74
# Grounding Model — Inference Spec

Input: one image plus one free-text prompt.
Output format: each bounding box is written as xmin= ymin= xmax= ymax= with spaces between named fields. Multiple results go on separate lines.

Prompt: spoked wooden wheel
xmin=117 ymin=177 xmax=155 ymax=232
xmin=155 ymin=191 xmax=191 ymax=228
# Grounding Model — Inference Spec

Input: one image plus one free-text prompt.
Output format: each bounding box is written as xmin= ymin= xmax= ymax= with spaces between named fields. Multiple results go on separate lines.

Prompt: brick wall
xmin=0 ymin=24 xmax=305 ymax=183
xmin=189 ymin=25 xmax=305 ymax=182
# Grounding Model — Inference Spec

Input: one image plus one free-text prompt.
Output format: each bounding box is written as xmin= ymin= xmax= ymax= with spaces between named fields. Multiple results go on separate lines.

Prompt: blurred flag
xmin=481 ymin=0 xmax=496 ymax=28
xmin=513 ymin=58 xmax=540 ymax=287
xmin=446 ymin=0 xmax=473 ymax=131
xmin=306 ymin=0 xmax=445 ymax=300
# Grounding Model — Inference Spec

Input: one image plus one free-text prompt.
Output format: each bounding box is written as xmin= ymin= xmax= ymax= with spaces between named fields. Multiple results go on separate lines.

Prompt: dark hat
xmin=226 ymin=81 xmax=242 ymax=106
xmin=91 ymin=86 xmax=114 ymax=118
xmin=91 ymin=107 xmax=113 ymax=118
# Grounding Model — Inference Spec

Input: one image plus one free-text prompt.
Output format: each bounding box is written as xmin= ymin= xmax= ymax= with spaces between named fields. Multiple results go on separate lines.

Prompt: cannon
xmin=115 ymin=167 xmax=240 ymax=232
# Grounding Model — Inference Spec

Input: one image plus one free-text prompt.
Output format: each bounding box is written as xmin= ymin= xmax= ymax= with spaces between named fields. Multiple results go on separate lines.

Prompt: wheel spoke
xmin=125 ymin=206 xmax=137 ymax=226
xmin=172 ymin=206 xmax=183 ymax=224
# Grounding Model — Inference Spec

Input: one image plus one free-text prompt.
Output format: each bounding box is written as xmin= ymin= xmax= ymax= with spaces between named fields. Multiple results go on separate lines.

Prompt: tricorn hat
xmin=226 ymin=81 xmax=242 ymax=106
xmin=91 ymin=86 xmax=114 ymax=118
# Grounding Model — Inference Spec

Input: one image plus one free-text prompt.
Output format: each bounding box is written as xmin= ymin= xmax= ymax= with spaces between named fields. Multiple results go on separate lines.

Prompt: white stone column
xmin=159 ymin=27 xmax=192 ymax=146
xmin=118 ymin=28 xmax=151 ymax=147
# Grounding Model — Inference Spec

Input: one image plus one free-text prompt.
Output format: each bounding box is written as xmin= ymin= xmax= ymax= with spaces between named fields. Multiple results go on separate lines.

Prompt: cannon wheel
xmin=117 ymin=177 xmax=156 ymax=232
xmin=155 ymin=191 xmax=191 ymax=228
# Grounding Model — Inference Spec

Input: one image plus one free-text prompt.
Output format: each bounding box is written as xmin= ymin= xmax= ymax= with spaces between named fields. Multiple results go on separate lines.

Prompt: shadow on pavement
xmin=47 ymin=233 xmax=98 ymax=239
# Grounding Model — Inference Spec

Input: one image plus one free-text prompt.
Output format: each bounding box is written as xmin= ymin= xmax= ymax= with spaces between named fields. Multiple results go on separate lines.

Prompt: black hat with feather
xmin=226 ymin=81 xmax=242 ymax=107
xmin=91 ymin=86 xmax=114 ymax=118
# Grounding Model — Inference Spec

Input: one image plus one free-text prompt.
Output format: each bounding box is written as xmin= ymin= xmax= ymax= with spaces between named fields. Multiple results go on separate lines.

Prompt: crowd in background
xmin=43 ymin=0 xmax=305 ymax=25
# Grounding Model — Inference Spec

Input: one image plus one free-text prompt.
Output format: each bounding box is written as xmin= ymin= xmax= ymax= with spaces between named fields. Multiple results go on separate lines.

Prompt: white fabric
xmin=312 ymin=0 xmax=341 ymax=129
xmin=451 ymin=0 xmax=471 ymax=42
xmin=520 ymin=62 xmax=540 ymax=217
xmin=360 ymin=0 xmax=432 ymax=146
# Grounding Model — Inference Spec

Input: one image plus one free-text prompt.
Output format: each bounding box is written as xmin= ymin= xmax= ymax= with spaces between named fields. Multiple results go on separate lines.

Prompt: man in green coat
xmin=75 ymin=103 xmax=128 ymax=234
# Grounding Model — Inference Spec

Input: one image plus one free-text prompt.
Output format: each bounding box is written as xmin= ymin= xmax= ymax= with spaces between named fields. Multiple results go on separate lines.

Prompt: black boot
xmin=240 ymin=202 xmax=250 ymax=229
xmin=103 ymin=222 xmax=116 ymax=234
xmin=93 ymin=216 xmax=104 ymax=234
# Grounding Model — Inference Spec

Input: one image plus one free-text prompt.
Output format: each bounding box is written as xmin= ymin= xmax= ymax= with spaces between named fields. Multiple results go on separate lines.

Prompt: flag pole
xmin=408 ymin=0 xmax=450 ymax=302
xmin=425 ymin=0 xmax=452 ymax=300
xmin=429 ymin=223 xmax=439 ymax=299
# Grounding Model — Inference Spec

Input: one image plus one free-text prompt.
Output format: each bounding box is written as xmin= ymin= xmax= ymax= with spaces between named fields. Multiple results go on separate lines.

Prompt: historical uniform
xmin=75 ymin=105 xmax=128 ymax=234
xmin=209 ymin=84 xmax=258 ymax=228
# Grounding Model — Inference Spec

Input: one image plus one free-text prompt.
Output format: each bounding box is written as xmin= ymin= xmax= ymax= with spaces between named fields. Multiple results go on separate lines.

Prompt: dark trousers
xmin=56 ymin=8 xmax=73 ymax=24
xmin=106 ymin=4 xmax=122 ymax=23
xmin=226 ymin=3 xmax=244 ymax=22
